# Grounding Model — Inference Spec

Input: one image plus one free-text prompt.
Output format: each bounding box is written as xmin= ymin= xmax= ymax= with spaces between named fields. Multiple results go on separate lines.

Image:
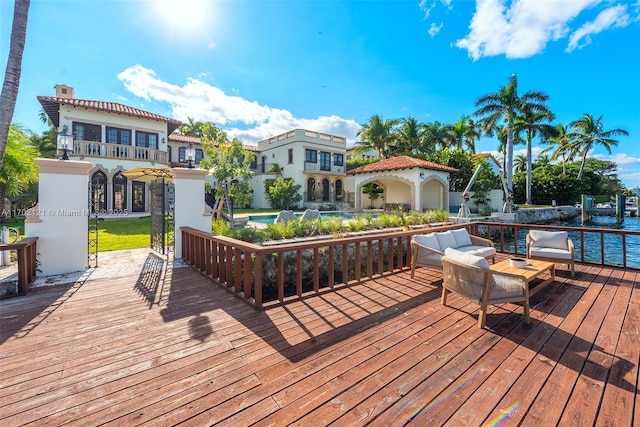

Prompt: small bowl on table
xmin=509 ymin=258 xmax=528 ymax=269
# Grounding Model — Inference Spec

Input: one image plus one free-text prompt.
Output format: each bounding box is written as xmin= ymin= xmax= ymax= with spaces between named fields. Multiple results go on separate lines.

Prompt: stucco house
xmin=247 ymin=129 xmax=350 ymax=209
xmin=38 ymin=85 xmax=182 ymax=214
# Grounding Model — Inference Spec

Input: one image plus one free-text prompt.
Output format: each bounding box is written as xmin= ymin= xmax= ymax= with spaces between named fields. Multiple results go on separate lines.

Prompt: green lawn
xmin=95 ymin=217 xmax=152 ymax=251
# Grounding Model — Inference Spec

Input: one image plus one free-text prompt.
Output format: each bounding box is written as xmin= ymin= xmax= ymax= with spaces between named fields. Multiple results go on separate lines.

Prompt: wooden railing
xmin=71 ymin=140 xmax=168 ymax=164
xmin=0 ymin=237 xmax=38 ymax=298
xmin=473 ymin=221 xmax=640 ymax=270
xmin=181 ymin=223 xmax=477 ymax=309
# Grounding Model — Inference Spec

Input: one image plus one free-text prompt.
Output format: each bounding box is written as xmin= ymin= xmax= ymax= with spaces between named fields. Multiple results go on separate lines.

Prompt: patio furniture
xmin=410 ymin=228 xmax=496 ymax=277
xmin=274 ymin=210 xmax=296 ymax=224
xmin=441 ymin=248 xmax=532 ymax=329
xmin=300 ymin=209 xmax=321 ymax=221
xmin=526 ymin=230 xmax=575 ymax=277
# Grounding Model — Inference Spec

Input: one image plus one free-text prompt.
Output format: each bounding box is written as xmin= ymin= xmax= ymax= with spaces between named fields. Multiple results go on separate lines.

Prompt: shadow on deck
xmin=0 ymin=253 xmax=638 ymax=426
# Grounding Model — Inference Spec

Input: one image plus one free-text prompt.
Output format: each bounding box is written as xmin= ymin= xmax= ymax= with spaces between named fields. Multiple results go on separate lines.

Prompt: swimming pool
xmin=248 ymin=211 xmax=369 ymax=225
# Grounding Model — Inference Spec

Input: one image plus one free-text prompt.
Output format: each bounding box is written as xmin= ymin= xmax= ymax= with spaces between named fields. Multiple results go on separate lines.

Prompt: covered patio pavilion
xmin=347 ymin=156 xmax=458 ymax=212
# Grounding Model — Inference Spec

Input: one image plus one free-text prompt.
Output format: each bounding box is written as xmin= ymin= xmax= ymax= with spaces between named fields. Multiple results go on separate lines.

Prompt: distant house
xmin=38 ymin=85 xmax=182 ymax=214
xmin=247 ymin=129 xmax=350 ymax=209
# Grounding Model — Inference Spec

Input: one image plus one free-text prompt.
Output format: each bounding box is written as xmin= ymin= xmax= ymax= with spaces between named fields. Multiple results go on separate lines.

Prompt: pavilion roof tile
xmin=347 ymin=155 xmax=458 ymax=175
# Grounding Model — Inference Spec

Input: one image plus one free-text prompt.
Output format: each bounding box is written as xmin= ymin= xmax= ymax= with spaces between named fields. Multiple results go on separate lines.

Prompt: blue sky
xmin=2 ymin=0 xmax=640 ymax=187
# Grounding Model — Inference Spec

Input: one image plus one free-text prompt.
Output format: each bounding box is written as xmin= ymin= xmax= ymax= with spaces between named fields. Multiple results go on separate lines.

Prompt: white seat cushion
xmin=529 ymin=230 xmax=569 ymax=250
xmin=451 ymin=228 xmax=473 ymax=248
xmin=444 ymin=247 xmax=490 ymax=270
xmin=436 ymin=231 xmax=458 ymax=250
xmin=456 ymin=245 xmax=496 ymax=259
xmin=529 ymin=247 xmax=572 ymax=260
xmin=413 ymin=233 xmax=440 ymax=251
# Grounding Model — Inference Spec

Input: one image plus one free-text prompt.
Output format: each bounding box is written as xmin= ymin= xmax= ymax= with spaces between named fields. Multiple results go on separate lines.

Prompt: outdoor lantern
xmin=56 ymin=124 xmax=73 ymax=160
xmin=185 ymin=143 xmax=195 ymax=169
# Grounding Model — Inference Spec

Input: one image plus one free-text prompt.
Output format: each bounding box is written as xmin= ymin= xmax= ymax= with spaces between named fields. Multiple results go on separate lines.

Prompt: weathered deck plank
xmin=0 ymin=257 xmax=637 ymax=426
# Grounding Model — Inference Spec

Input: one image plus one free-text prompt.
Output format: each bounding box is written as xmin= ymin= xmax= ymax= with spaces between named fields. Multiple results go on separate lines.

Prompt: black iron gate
xmin=88 ymin=178 xmax=99 ymax=268
xmin=150 ymin=178 xmax=175 ymax=256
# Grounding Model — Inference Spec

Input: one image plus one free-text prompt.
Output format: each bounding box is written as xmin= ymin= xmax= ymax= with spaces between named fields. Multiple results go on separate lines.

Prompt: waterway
xmin=501 ymin=214 xmax=640 ymax=269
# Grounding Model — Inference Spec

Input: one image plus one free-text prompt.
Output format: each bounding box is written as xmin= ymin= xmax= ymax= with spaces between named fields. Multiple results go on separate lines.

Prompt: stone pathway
xmin=0 ymin=247 xmax=187 ymax=296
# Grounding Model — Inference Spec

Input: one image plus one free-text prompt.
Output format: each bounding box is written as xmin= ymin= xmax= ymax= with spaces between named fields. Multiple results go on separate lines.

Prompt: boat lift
xmin=457 ymin=154 xmax=511 ymax=218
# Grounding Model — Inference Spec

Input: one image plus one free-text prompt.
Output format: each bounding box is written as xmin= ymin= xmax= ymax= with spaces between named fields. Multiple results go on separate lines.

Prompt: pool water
xmin=248 ymin=212 xmax=372 ymax=225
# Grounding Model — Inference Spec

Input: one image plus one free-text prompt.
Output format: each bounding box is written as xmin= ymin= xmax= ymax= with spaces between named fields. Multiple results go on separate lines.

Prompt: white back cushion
xmin=529 ymin=230 xmax=569 ymax=250
xmin=451 ymin=228 xmax=473 ymax=247
xmin=444 ymin=247 xmax=491 ymax=270
xmin=436 ymin=231 xmax=458 ymax=250
xmin=413 ymin=233 xmax=440 ymax=251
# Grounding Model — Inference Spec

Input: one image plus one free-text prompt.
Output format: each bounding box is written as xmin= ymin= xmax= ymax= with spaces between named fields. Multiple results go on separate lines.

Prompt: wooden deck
xmin=0 ymin=254 xmax=638 ymax=426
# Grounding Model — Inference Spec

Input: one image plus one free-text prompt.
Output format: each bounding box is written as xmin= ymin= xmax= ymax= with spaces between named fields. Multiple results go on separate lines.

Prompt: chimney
xmin=55 ymin=84 xmax=74 ymax=99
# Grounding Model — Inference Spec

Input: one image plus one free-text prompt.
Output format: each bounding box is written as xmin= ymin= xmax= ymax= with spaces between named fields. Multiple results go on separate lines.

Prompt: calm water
xmin=498 ymin=214 xmax=640 ymax=269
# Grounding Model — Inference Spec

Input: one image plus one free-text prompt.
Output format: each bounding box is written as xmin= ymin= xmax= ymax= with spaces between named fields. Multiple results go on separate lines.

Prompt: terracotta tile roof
xmin=37 ymin=95 xmax=183 ymax=134
xmin=243 ymin=144 xmax=260 ymax=152
xmin=168 ymin=134 xmax=201 ymax=145
xmin=347 ymin=155 xmax=458 ymax=175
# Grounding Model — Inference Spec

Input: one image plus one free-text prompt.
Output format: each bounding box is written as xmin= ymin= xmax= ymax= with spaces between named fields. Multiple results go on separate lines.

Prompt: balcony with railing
xmin=303 ymin=162 xmax=345 ymax=174
xmin=71 ymin=140 xmax=168 ymax=164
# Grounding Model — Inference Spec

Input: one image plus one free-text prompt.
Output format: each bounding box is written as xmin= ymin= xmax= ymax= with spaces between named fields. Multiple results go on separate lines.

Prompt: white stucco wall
xmin=25 ymin=159 xmax=93 ymax=276
xmin=173 ymin=168 xmax=212 ymax=259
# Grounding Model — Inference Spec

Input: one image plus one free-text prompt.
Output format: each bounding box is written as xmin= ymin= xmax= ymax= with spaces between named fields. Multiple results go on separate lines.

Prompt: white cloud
xmin=456 ymin=0 xmax=608 ymax=60
xmin=566 ymin=4 xmax=631 ymax=52
xmin=117 ymin=64 xmax=361 ymax=144
xmin=429 ymin=22 xmax=444 ymax=37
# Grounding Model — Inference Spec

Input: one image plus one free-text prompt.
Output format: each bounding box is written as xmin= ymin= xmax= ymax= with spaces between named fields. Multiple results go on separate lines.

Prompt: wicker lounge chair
xmin=442 ymin=248 xmax=531 ymax=329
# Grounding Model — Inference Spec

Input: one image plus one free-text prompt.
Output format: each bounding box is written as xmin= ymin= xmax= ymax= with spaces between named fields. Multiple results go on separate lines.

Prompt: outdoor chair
xmin=526 ymin=230 xmax=575 ymax=277
xmin=300 ymin=209 xmax=321 ymax=221
xmin=441 ymin=248 xmax=531 ymax=329
xmin=274 ymin=210 xmax=296 ymax=224
xmin=410 ymin=228 xmax=495 ymax=277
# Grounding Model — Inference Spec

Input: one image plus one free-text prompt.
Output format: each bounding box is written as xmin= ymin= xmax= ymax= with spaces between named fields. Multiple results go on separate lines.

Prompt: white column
xmin=25 ymin=159 xmax=93 ymax=276
xmin=172 ymin=167 xmax=212 ymax=259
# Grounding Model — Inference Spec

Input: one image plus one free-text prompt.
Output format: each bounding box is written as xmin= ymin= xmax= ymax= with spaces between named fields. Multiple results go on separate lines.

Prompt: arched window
xmin=307 ymin=178 xmax=315 ymax=201
xmin=113 ymin=172 xmax=127 ymax=211
xmin=91 ymin=171 xmax=107 ymax=213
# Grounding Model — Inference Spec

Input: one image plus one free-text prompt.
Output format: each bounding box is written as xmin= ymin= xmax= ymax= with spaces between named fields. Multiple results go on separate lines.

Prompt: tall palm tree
xmin=514 ymin=108 xmax=556 ymax=204
xmin=570 ymin=113 xmax=629 ymax=180
xmin=474 ymin=74 xmax=551 ymax=211
xmin=0 ymin=0 xmax=31 ymax=170
xmin=543 ymin=124 xmax=577 ymax=176
xmin=396 ymin=116 xmax=425 ymax=155
xmin=355 ymin=114 xmax=400 ymax=159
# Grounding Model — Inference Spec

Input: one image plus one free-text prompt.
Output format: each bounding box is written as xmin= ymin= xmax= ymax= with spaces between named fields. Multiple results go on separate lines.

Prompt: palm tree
xmin=179 ymin=117 xmax=204 ymax=137
xmin=444 ymin=116 xmax=480 ymax=152
xmin=514 ymin=108 xmax=556 ymax=204
xmin=0 ymin=0 xmax=31 ymax=170
xmin=267 ymin=163 xmax=284 ymax=178
xmin=514 ymin=154 xmax=527 ymax=173
xmin=474 ymin=74 xmax=551 ymax=211
xmin=396 ymin=116 xmax=424 ymax=155
xmin=569 ymin=114 xmax=629 ymax=180
xmin=0 ymin=124 xmax=38 ymax=214
xmin=355 ymin=114 xmax=400 ymax=159
xmin=422 ymin=121 xmax=448 ymax=152
xmin=543 ymin=124 xmax=577 ymax=176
